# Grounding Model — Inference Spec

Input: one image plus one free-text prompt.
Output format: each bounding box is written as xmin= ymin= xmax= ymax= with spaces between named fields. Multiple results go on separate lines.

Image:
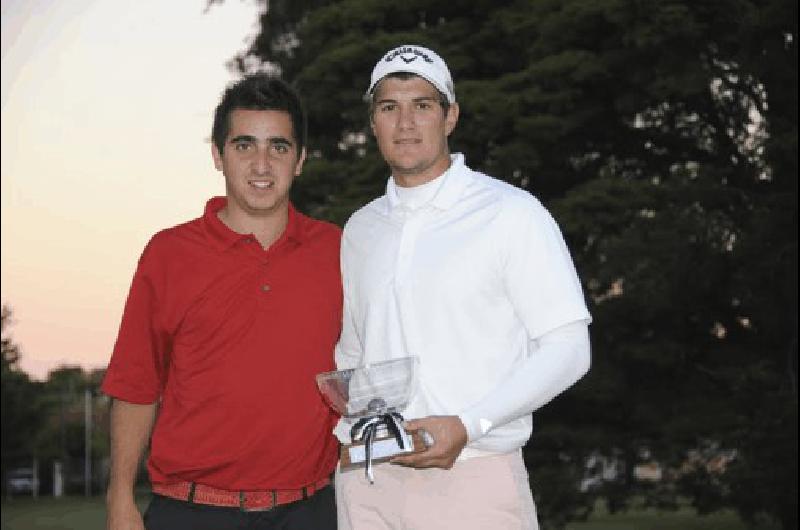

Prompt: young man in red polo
xmin=102 ymin=75 xmax=341 ymax=530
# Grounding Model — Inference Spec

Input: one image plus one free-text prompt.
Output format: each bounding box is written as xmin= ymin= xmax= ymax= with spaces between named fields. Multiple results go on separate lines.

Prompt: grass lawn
xmin=566 ymin=501 xmax=750 ymax=530
xmin=2 ymin=495 xmax=756 ymax=530
xmin=1 ymin=494 xmax=148 ymax=530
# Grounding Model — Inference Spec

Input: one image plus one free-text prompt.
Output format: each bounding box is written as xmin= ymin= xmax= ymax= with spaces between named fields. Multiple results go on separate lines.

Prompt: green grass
xmin=1 ymin=494 xmax=148 ymax=530
xmin=1 ymin=495 xmax=755 ymax=530
xmin=566 ymin=502 xmax=749 ymax=530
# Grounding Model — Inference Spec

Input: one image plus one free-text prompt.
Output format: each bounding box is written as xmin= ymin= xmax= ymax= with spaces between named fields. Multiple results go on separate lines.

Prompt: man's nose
xmin=254 ymin=146 xmax=271 ymax=174
xmin=397 ymin=106 xmax=416 ymax=130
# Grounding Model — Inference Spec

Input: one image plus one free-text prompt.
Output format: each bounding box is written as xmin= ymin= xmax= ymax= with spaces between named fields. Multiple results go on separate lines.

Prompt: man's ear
xmin=212 ymin=143 xmax=223 ymax=171
xmin=445 ymin=103 xmax=460 ymax=137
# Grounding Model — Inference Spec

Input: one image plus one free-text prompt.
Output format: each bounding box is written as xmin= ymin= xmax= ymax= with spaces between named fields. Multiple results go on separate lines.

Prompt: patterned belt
xmin=152 ymin=476 xmax=331 ymax=511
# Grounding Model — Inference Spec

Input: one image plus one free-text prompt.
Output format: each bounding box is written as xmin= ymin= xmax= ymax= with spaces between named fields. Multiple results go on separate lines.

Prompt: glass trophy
xmin=316 ymin=357 xmax=429 ymax=483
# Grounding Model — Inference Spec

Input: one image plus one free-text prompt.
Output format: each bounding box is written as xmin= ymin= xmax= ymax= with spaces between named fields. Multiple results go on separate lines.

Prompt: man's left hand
xmin=390 ymin=415 xmax=468 ymax=470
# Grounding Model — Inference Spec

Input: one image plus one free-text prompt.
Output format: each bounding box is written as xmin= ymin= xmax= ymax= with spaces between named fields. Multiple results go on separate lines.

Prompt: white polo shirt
xmin=335 ymin=154 xmax=591 ymax=456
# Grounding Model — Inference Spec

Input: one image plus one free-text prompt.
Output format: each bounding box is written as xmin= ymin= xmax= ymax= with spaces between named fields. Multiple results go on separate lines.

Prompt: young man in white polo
xmin=333 ymin=44 xmax=593 ymax=529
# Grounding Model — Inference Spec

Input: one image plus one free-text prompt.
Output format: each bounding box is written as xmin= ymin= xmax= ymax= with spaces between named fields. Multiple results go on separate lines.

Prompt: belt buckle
xmin=239 ymin=490 xmax=278 ymax=512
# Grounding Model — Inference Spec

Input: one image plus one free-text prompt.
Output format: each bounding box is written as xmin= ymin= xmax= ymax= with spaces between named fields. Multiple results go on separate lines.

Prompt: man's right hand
xmin=106 ymin=400 xmax=157 ymax=530
xmin=106 ymin=494 xmax=145 ymax=530
xmin=390 ymin=415 xmax=468 ymax=470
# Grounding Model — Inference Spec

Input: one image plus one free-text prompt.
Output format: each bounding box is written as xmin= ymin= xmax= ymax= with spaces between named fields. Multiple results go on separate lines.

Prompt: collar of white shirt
xmin=384 ymin=153 xmax=472 ymax=215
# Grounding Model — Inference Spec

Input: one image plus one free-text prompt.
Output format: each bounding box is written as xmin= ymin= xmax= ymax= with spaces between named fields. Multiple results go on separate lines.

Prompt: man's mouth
xmin=249 ymin=180 xmax=275 ymax=189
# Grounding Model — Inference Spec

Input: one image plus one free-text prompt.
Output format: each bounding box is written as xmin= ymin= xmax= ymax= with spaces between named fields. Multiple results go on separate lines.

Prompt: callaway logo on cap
xmin=366 ymin=44 xmax=456 ymax=103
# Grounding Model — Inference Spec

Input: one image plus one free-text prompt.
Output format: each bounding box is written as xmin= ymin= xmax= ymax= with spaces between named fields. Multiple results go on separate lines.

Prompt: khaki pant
xmin=335 ymin=450 xmax=539 ymax=529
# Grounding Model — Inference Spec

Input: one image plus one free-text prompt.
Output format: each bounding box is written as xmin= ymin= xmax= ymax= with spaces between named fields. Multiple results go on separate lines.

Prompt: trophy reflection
xmin=316 ymin=357 xmax=428 ymax=483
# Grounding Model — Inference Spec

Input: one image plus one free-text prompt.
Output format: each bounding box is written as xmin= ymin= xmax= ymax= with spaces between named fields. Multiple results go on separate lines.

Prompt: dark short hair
xmin=212 ymin=75 xmax=307 ymax=156
xmin=369 ymin=72 xmax=450 ymax=116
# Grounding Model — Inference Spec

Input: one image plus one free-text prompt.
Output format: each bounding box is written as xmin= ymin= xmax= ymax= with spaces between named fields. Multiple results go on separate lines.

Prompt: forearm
xmin=106 ymin=399 xmax=158 ymax=498
xmin=458 ymin=320 xmax=590 ymax=441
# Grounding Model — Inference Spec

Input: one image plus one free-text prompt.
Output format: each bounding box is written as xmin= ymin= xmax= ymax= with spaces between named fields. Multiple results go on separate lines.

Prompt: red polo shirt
xmin=102 ymin=197 xmax=342 ymax=490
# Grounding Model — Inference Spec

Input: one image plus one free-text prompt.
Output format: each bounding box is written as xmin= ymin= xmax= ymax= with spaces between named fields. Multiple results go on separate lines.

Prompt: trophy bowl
xmin=316 ymin=357 xmax=425 ymax=482
xmin=315 ymin=357 xmax=418 ymax=419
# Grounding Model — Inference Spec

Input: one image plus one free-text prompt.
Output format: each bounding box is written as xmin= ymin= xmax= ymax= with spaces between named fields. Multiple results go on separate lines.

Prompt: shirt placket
xmin=392 ymin=208 xmax=426 ymax=357
xmin=240 ymin=237 xmax=275 ymax=311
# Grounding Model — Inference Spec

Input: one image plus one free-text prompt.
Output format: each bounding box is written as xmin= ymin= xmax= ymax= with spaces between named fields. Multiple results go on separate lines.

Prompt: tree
xmin=34 ymin=366 xmax=111 ymax=494
xmin=1 ymin=305 xmax=45 ymax=495
xmin=216 ymin=0 xmax=797 ymax=527
xmin=1 ymin=307 xmax=112 ymax=495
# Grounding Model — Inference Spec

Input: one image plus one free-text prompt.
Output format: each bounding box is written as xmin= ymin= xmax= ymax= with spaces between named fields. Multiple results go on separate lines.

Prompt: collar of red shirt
xmin=202 ymin=196 xmax=305 ymax=252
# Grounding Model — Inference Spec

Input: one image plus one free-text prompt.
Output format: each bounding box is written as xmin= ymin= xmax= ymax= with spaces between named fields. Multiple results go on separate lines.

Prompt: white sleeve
xmin=332 ymin=233 xmax=364 ymax=444
xmin=457 ymin=320 xmax=590 ymax=442
xmin=335 ymin=290 xmax=362 ymax=370
xmin=334 ymin=233 xmax=363 ymax=370
xmin=503 ymin=196 xmax=591 ymax=339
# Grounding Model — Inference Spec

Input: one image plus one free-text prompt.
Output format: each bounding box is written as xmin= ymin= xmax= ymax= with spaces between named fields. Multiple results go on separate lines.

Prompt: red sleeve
xmin=101 ymin=239 xmax=171 ymax=404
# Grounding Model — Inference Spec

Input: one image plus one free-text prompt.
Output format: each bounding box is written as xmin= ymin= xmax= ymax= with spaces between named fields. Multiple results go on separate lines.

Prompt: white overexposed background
xmin=2 ymin=0 xmax=263 ymax=379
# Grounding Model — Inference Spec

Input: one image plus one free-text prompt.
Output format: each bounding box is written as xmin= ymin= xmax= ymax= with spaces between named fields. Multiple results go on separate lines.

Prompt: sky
xmin=1 ymin=0 xmax=263 ymax=380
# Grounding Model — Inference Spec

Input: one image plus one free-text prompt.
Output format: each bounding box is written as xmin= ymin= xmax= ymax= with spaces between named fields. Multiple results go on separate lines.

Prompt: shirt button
xmin=244 ymin=238 xmax=254 ymax=244
xmin=261 ymin=285 xmax=271 ymax=292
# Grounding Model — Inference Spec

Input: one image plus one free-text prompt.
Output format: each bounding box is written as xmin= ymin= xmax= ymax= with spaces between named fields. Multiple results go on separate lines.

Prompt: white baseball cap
xmin=366 ymin=44 xmax=456 ymax=103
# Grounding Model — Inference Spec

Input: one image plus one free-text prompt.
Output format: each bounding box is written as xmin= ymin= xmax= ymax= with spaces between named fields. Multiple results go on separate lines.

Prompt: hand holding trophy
xmin=316 ymin=357 xmax=430 ymax=483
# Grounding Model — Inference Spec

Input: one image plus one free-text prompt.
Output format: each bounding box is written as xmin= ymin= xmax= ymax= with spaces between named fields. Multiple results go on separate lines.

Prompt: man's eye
xmin=417 ymin=102 xmax=432 ymax=110
xmin=234 ymin=143 xmax=252 ymax=151
xmin=273 ymin=144 xmax=289 ymax=154
xmin=380 ymin=104 xmax=397 ymax=112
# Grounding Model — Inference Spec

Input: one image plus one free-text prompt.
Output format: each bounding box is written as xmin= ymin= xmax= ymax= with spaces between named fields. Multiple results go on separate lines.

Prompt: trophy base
xmin=340 ymin=431 xmax=428 ymax=471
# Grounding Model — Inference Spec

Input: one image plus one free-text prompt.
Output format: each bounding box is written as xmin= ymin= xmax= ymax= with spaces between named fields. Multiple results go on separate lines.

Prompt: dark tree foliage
xmin=2 ymin=307 xmax=111 ymax=495
xmin=215 ymin=0 xmax=797 ymax=527
xmin=1 ymin=305 xmax=45 ymax=495
xmin=33 ymin=366 xmax=111 ymax=494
